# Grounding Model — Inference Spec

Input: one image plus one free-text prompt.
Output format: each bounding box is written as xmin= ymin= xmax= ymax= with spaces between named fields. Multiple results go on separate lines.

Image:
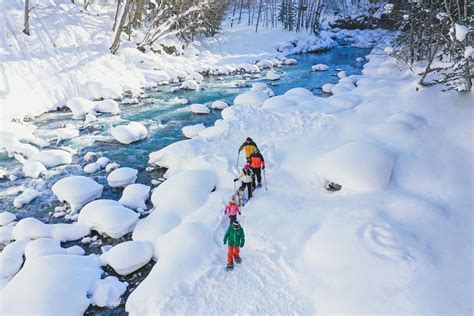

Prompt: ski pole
xmin=263 ymin=169 xmax=268 ymax=190
xmin=235 ymin=151 xmax=240 ymax=170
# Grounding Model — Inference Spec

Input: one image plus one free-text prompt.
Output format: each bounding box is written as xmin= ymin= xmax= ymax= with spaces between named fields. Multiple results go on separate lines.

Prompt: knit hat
xmin=232 ymin=221 xmax=240 ymax=229
xmin=243 ymin=164 xmax=250 ymax=170
xmin=246 ymin=137 xmax=252 ymax=142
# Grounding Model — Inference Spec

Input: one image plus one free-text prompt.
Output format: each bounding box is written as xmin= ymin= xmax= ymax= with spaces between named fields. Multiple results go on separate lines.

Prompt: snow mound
xmin=210 ymin=100 xmax=229 ymax=109
xmin=111 ymin=122 xmax=148 ymax=144
xmin=96 ymin=157 xmax=110 ymax=168
xmin=82 ymin=81 xmax=122 ymax=99
xmin=454 ymin=24 xmax=468 ymax=41
xmin=89 ymin=276 xmax=127 ymax=308
xmin=337 ymin=71 xmax=347 ymax=78
xmin=0 ymin=240 xmax=29 ymax=280
xmin=256 ymin=59 xmax=273 ymax=68
xmin=314 ymin=142 xmax=395 ymax=192
xmin=66 ymin=97 xmax=95 ymax=119
xmin=0 ymin=255 xmax=102 ymax=315
xmin=331 ymin=82 xmax=355 ymax=95
xmin=13 ymin=189 xmax=40 ymax=208
xmin=119 ymin=183 xmax=150 ymax=210
xmin=234 ymin=90 xmax=269 ymax=107
xmin=322 ymin=83 xmax=335 ymax=93
xmin=12 ymin=217 xmax=90 ymax=241
xmin=83 ymin=162 xmax=101 ymax=174
xmin=22 ymin=160 xmax=47 ymax=178
xmin=262 ymin=95 xmax=297 ymax=111
xmin=327 ymin=95 xmax=361 ymax=109
xmin=107 ymin=167 xmax=138 ymax=188
xmin=283 ymin=58 xmax=298 ymax=65
xmin=190 ymin=103 xmax=210 ymax=114
xmin=100 ymin=241 xmax=153 ymax=275
xmin=239 ymin=63 xmax=260 ymax=73
xmin=251 ymin=82 xmax=275 ymax=97
xmin=95 ymin=99 xmax=120 ymax=114
xmin=312 ymin=64 xmax=329 ymax=71
xmin=284 ymin=87 xmax=314 ymax=98
xmin=30 ymin=149 xmax=72 ymax=168
xmin=52 ymin=176 xmax=103 ymax=211
xmin=182 ymin=123 xmax=206 ymax=138
xmin=180 ymin=79 xmax=200 ymax=90
xmin=24 ymin=238 xmax=85 ymax=260
xmin=0 ymin=212 xmax=16 ymax=226
xmin=266 ymin=70 xmax=280 ymax=80
xmin=78 ymin=200 xmax=139 ymax=238
xmin=387 ymin=112 xmax=425 ymax=128
xmin=0 ymin=223 xmax=15 ymax=244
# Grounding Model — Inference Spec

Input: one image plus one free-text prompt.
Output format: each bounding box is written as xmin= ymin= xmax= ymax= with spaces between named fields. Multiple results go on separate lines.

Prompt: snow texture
xmin=12 ymin=217 xmax=90 ymax=241
xmin=210 ymin=100 xmax=229 ymax=110
xmin=119 ymin=183 xmax=151 ymax=210
xmin=182 ymin=123 xmax=206 ymax=138
xmin=22 ymin=161 xmax=47 ymax=178
xmin=107 ymin=167 xmax=138 ymax=188
xmin=13 ymin=189 xmax=40 ymax=208
xmin=111 ymin=122 xmax=148 ymax=144
xmin=100 ymin=241 xmax=153 ymax=275
xmin=234 ymin=90 xmax=269 ymax=107
xmin=0 ymin=212 xmax=16 ymax=226
xmin=30 ymin=149 xmax=72 ymax=168
xmin=52 ymin=176 xmax=103 ymax=211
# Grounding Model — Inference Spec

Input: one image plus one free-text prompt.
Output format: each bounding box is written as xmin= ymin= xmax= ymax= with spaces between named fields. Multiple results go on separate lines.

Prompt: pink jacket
xmin=225 ymin=202 xmax=240 ymax=216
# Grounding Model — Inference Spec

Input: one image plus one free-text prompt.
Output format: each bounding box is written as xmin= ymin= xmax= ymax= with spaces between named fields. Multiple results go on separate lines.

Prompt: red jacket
xmin=248 ymin=152 xmax=265 ymax=169
xmin=225 ymin=202 xmax=240 ymax=216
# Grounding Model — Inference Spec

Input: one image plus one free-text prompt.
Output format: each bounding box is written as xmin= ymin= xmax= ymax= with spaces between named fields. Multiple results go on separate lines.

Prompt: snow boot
xmin=226 ymin=264 xmax=234 ymax=270
xmin=235 ymin=257 xmax=242 ymax=264
xmin=257 ymin=182 xmax=262 ymax=188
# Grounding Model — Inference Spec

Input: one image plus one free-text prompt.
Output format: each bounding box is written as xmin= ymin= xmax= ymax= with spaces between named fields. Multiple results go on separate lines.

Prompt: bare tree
xmin=112 ymin=0 xmax=123 ymax=31
xmin=110 ymin=0 xmax=132 ymax=54
xmin=23 ymin=0 xmax=30 ymax=36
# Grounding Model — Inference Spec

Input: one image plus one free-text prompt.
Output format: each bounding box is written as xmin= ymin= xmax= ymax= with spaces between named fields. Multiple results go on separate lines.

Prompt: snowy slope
xmin=126 ymin=52 xmax=473 ymax=314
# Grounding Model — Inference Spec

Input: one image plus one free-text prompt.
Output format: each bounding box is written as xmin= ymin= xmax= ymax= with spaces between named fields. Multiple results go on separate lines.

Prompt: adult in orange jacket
xmin=248 ymin=150 xmax=265 ymax=188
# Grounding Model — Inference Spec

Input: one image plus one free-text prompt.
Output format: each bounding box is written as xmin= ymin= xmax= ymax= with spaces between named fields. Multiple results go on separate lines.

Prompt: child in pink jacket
xmin=224 ymin=196 xmax=241 ymax=225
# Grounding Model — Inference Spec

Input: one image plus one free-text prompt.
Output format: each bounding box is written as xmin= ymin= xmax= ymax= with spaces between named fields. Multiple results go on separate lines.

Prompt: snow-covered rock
xmin=0 ymin=240 xmax=29 ymax=280
xmin=100 ymin=241 xmax=153 ymax=275
xmin=337 ymin=71 xmax=347 ymax=78
xmin=210 ymin=100 xmax=229 ymax=110
xmin=107 ymin=167 xmax=138 ymax=188
xmin=239 ymin=63 xmax=260 ymax=73
xmin=312 ymin=64 xmax=329 ymax=71
xmin=356 ymin=57 xmax=364 ymax=63
xmin=78 ymin=200 xmax=139 ymax=238
xmin=454 ymin=24 xmax=468 ymax=42
xmin=266 ymin=70 xmax=281 ymax=81
xmin=250 ymin=82 xmax=275 ymax=97
xmin=94 ymin=99 xmax=120 ymax=114
xmin=52 ymin=176 xmax=103 ymax=211
xmin=66 ymin=97 xmax=96 ymax=119
xmin=283 ymin=58 xmax=298 ymax=65
xmin=322 ymin=83 xmax=335 ymax=93
xmin=182 ymin=123 xmax=206 ymax=138
xmin=0 ymin=223 xmax=16 ymax=244
xmin=96 ymin=157 xmax=110 ymax=168
xmin=0 ymin=212 xmax=16 ymax=226
xmin=12 ymin=217 xmax=90 ymax=241
xmin=30 ymin=149 xmax=72 ymax=168
xmin=234 ymin=90 xmax=269 ymax=107
xmin=89 ymin=276 xmax=127 ymax=308
xmin=22 ymin=160 xmax=47 ymax=178
xmin=111 ymin=122 xmax=148 ymax=144
xmin=24 ymin=238 xmax=85 ymax=260
xmin=284 ymin=87 xmax=314 ymax=98
xmin=262 ymin=95 xmax=297 ymax=111
xmin=105 ymin=162 xmax=120 ymax=173
xmin=119 ymin=183 xmax=150 ymax=210
xmin=13 ymin=189 xmax=40 ymax=208
xmin=256 ymin=59 xmax=273 ymax=68
xmin=0 ymin=255 xmax=102 ymax=315
xmin=83 ymin=162 xmax=101 ymax=174
xmin=84 ymin=113 xmax=97 ymax=125
xmin=180 ymin=79 xmax=200 ymax=90
xmin=189 ymin=103 xmax=210 ymax=114
xmin=314 ymin=142 xmax=395 ymax=192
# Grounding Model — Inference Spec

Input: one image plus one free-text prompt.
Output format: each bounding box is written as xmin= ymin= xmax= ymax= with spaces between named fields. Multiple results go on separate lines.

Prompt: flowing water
xmin=0 ymin=44 xmax=370 ymax=313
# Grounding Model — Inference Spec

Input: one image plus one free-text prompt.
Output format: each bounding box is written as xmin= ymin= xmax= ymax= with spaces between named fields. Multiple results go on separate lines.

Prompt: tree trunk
xmin=23 ymin=0 xmax=30 ymax=36
xmin=231 ymin=0 xmax=238 ymax=27
xmin=238 ymin=0 xmax=244 ymax=24
xmin=112 ymin=0 xmax=122 ymax=31
xmin=255 ymin=0 xmax=263 ymax=31
xmin=110 ymin=0 xmax=131 ymax=55
xmin=131 ymin=0 xmax=143 ymax=28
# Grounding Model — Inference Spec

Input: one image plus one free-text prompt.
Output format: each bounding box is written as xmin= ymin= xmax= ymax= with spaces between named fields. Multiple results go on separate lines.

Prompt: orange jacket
xmin=248 ymin=152 xmax=265 ymax=168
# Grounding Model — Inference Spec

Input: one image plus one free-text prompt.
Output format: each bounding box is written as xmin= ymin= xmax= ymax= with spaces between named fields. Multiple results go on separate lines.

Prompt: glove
xmin=233 ymin=178 xmax=238 ymax=182
xmin=223 ymin=240 xmax=226 ymax=245
xmin=240 ymin=243 xmax=244 ymax=248
xmin=262 ymin=166 xmax=265 ymax=170
xmin=238 ymin=212 xmax=241 ymax=215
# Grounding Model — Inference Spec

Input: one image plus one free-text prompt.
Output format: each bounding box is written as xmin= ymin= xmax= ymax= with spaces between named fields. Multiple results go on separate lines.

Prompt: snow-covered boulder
xmin=96 ymin=157 xmax=110 ymax=168
xmin=105 ymin=162 xmax=120 ymax=173
xmin=312 ymin=64 xmax=329 ymax=71
xmin=13 ymin=189 xmax=40 ymax=208
xmin=251 ymin=82 xmax=275 ymax=97
xmin=322 ymin=83 xmax=335 ymax=93
xmin=107 ymin=167 xmax=138 ymax=188
xmin=356 ymin=57 xmax=364 ymax=63
xmin=24 ymin=238 xmax=84 ymax=260
xmin=210 ymin=100 xmax=229 ymax=110
xmin=111 ymin=122 xmax=148 ymax=144
xmin=331 ymin=82 xmax=354 ymax=95
xmin=0 ymin=240 xmax=29 ymax=280
xmin=284 ymin=87 xmax=314 ymax=98
xmin=189 ymin=104 xmax=210 ymax=114
xmin=266 ymin=70 xmax=280 ymax=81
xmin=0 ymin=223 xmax=16 ymax=244
xmin=22 ymin=161 xmax=47 ymax=178
xmin=182 ymin=124 xmax=206 ymax=138
xmin=12 ymin=217 xmax=90 ymax=241
xmin=95 ymin=100 xmax=120 ymax=114
xmin=239 ymin=63 xmax=260 ymax=73
xmin=262 ymin=95 xmax=297 ymax=111
xmin=52 ymin=176 xmax=103 ymax=211
xmin=0 ymin=212 xmax=16 ymax=226
xmin=283 ymin=58 xmax=298 ymax=65
xmin=214 ymin=65 xmax=235 ymax=75
xmin=256 ymin=59 xmax=273 ymax=68
xmin=0 ymin=255 xmax=102 ymax=315
xmin=100 ymin=241 xmax=153 ymax=275
xmin=66 ymin=97 xmax=95 ymax=119
xmin=84 ymin=113 xmax=97 ymax=125
xmin=314 ymin=142 xmax=395 ymax=192
xmin=180 ymin=79 xmax=200 ymax=90
xmin=83 ymin=162 xmax=101 ymax=174
xmin=78 ymin=200 xmax=139 ymax=238
xmin=88 ymin=276 xmax=127 ymax=308
xmin=234 ymin=90 xmax=269 ymax=107
xmin=30 ymin=149 xmax=72 ymax=168
xmin=119 ymin=184 xmax=150 ymax=210
xmin=337 ymin=70 xmax=347 ymax=78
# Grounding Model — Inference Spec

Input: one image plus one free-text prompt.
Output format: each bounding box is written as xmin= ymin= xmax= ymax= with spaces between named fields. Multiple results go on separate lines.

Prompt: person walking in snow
xmin=238 ymin=137 xmax=259 ymax=160
xmin=224 ymin=196 xmax=241 ymax=225
xmin=223 ymin=220 xmax=245 ymax=270
xmin=234 ymin=164 xmax=254 ymax=200
xmin=248 ymin=149 xmax=265 ymax=188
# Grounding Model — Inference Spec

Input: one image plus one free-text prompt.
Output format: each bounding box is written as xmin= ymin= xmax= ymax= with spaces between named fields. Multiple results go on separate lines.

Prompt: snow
xmin=251 ymin=82 xmax=275 ymax=97
xmin=53 ymin=127 xmax=80 ymax=140
xmin=78 ymin=200 xmax=139 ymax=238
xmin=312 ymin=64 xmax=329 ymax=71
xmin=211 ymin=100 xmax=229 ymax=109
xmin=105 ymin=162 xmax=120 ymax=173
xmin=189 ymin=103 xmax=210 ymax=114
xmin=66 ymin=97 xmax=96 ymax=119
xmin=88 ymin=276 xmax=127 ymax=308
xmin=266 ymin=70 xmax=280 ymax=80
xmin=119 ymin=183 xmax=150 ymax=210
xmin=111 ymin=122 xmax=148 ymax=144
xmin=0 ymin=223 xmax=16 ymax=244
xmin=22 ymin=160 xmax=47 ymax=178
xmin=454 ymin=24 xmax=468 ymax=42
xmin=181 ymin=79 xmax=200 ymax=90
xmin=0 ymin=240 xmax=29 ymax=281
xmin=464 ymin=46 xmax=474 ymax=59
xmin=262 ymin=95 xmax=297 ymax=111
xmin=182 ymin=123 xmax=206 ymax=138
xmin=13 ymin=189 xmax=41 ymax=208
xmin=234 ymin=90 xmax=269 ymax=107
xmin=107 ymin=167 xmax=138 ymax=188
xmin=337 ymin=70 xmax=347 ymax=78
xmin=95 ymin=99 xmax=120 ymax=114
xmin=12 ymin=217 xmax=90 ymax=241
xmin=0 ymin=212 xmax=16 ymax=226
xmin=52 ymin=176 xmax=103 ymax=211
xmin=239 ymin=63 xmax=260 ymax=73
xmin=256 ymin=59 xmax=274 ymax=68
xmin=30 ymin=149 xmax=72 ymax=168
xmin=0 ymin=255 xmax=102 ymax=315
xmin=327 ymin=95 xmax=361 ymax=109
xmin=82 ymin=81 xmax=122 ymax=99
xmin=283 ymin=58 xmax=298 ymax=65
xmin=24 ymin=238 xmax=85 ymax=260
xmin=96 ymin=157 xmax=110 ymax=168
xmin=100 ymin=241 xmax=154 ymax=275
xmin=314 ymin=142 xmax=395 ymax=192
xmin=284 ymin=87 xmax=314 ymax=98
xmin=322 ymin=83 xmax=335 ymax=93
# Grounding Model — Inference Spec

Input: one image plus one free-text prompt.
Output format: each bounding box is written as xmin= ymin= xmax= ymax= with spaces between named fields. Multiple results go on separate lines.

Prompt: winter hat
xmin=243 ymin=164 xmax=250 ymax=170
xmin=230 ymin=195 xmax=236 ymax=202
xmin=232 ymin=221 xmax=240 ymax=229
xmin=246 ymin=137 xmax=252 ymax=142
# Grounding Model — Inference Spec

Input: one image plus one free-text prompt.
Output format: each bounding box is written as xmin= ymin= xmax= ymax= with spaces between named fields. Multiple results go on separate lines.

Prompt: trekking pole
xmin=235 ymin=151 xmax=240 ymax=170
xmin=263 ymin=169 xmax=268 ymax=190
